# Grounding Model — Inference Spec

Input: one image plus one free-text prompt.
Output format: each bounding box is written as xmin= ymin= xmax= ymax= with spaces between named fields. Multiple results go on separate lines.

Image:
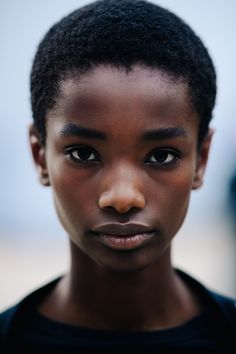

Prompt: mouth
xmin=91 ymin=223 xmax=156 ymax=251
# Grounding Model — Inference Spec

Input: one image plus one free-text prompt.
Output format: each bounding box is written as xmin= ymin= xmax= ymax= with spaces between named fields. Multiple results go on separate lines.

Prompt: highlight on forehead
xmin=60 ymin=64 xmax=187 ymax=89
xmin=56 ymin=64 xmax=191 ymax=112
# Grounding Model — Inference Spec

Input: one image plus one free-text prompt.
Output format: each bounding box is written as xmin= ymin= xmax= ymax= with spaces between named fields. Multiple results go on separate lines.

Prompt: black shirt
xmin=17 ymin=308 xmax=226 ymax=353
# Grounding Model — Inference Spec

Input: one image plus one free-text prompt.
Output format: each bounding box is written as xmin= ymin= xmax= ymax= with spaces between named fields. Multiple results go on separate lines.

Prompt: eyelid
xmin=64 ymin=144 xmax=96 ymax=152
xmin=146 ymin=147 xmax=181 ymax=157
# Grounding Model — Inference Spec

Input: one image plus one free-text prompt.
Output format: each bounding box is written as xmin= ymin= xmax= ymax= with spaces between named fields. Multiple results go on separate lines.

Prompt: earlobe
xmin=29 ymin=124 xmax=50 ymax=186
xmin=192 ymin=128 xmax=214 ymax=190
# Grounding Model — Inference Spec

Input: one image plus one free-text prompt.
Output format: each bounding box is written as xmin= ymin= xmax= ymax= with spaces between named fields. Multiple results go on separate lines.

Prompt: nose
xmin=98 ymin=167 xmax=146 ymax=214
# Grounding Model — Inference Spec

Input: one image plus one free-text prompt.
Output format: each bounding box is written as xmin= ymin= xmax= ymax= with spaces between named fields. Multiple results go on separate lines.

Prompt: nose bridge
xmin=98 ymin=162 xmax=146 ymax=213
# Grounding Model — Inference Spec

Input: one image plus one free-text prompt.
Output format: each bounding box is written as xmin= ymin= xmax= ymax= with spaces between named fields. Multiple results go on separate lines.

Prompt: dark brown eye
xmin=147 ymin=149 xmax=178 ymax=165
xmin=64 ymin=146 xmax=99 ymax=162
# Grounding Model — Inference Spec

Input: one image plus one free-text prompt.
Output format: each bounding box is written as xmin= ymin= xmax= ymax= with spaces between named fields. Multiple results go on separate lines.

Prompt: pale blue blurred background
xmin=1 ymin=0 xmax=236 ymax=311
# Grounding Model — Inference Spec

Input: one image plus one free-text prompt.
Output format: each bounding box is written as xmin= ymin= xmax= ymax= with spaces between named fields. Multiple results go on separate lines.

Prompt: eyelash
xmin=64 ymin=145 xmax=181 ymax=166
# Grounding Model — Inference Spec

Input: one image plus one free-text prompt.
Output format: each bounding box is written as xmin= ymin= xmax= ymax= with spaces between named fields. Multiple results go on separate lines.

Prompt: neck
xmin=39 ymin=243 xmax=201 ymax=331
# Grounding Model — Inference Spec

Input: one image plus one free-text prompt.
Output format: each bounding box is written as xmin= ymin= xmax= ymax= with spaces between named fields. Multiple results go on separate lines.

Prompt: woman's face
xmin=30 ymin=65 xmax=212 ymax=272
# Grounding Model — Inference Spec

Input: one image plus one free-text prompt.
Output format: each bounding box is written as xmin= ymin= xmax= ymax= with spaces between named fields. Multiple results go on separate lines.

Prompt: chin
xmin=92 ymin=249 xmax=160 ymax=274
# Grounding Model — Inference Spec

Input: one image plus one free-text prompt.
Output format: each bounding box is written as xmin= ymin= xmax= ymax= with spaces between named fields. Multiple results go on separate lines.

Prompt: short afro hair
xmin=30 ymin=0 xmax=216 ymax=145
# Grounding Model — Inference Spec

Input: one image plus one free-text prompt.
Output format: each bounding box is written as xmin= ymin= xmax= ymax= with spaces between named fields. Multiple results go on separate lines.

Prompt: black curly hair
xmin=30 ymin=0 xmax=217 ymax=145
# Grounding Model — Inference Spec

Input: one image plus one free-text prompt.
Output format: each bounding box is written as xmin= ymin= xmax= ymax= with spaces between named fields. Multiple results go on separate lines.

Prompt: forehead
xmin=48 ymin=65 xmax=197 ymax=135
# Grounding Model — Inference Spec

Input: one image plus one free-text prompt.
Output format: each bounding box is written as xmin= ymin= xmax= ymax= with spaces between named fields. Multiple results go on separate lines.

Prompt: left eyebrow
xmin=143 ymin=127 xmax=187 ymax=141
xmin=59 ymin=123 xmax=106 ymax=140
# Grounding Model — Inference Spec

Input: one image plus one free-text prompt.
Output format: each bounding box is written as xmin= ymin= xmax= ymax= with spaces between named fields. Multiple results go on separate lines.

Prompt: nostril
xmin=98 ymin=190 xmax=146 ymax=213
xmin=101 ymin=206 xmax=142 ymax=219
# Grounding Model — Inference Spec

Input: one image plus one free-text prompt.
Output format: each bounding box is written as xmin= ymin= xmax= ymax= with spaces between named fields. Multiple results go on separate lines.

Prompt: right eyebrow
xmin=59 ymin=123 xmax=107 ymax=140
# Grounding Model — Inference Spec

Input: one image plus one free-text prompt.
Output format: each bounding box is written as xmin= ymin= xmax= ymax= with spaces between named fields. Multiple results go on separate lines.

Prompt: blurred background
xmin=0 ymin=0 xmax=235 ymax=312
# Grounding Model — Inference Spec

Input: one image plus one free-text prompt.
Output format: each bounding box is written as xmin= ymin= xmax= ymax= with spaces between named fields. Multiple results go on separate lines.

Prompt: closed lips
xmin=92 ymin=224 xmax=156 ymax=250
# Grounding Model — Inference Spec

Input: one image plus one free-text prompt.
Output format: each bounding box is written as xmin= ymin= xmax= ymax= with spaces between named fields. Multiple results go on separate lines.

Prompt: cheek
xmin=50 ymin=169 xmax=96 ymax=236
xmin=149 ymin=166 xmax=195 ymax=230
xmin=168 ymin=173 xmax=193 ymax=209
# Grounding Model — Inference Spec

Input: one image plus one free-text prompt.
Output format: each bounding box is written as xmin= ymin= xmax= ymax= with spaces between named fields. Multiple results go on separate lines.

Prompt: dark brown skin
xmin=30 ymin=65 xmax=213 ymax=331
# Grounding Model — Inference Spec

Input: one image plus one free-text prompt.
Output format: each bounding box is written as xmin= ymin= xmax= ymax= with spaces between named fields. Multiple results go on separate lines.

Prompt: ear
xmin=192 ymin=128 xmax=214 ymax=190
xmin=29 ymin=124 xmax=50 ymax=186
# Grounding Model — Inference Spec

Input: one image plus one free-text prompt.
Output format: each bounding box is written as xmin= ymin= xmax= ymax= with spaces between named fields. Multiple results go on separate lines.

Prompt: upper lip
xmin=92 ymin=223 xmax=154 ymax=236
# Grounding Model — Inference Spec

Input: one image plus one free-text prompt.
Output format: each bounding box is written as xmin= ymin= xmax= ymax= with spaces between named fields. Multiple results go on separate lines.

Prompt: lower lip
xmin=96 ymin=232 xmax=155 ymax=251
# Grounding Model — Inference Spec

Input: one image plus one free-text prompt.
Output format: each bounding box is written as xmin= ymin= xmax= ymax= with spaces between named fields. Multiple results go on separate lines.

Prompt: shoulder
xmin=208 ymin=289 xmax=236 ymax=322
xmin=177 ymin=269 xmax=236 ymax=324
xmin=0 ymin=304 xmax=18 ymax=333
xmin=0 ymin=304 xmax=19 ymax=352
xmin=0 ymin=276 xmax=63 ymax=346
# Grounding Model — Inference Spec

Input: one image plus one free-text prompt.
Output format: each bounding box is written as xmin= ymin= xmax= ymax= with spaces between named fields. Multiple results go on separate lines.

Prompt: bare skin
xmin=30 ymin=65 xmax=212 ymax=331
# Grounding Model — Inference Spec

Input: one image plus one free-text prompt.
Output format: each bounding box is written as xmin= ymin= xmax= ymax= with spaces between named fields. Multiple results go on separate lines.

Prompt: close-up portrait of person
xmin=0 ymin=1 xmax=235 ymax=353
